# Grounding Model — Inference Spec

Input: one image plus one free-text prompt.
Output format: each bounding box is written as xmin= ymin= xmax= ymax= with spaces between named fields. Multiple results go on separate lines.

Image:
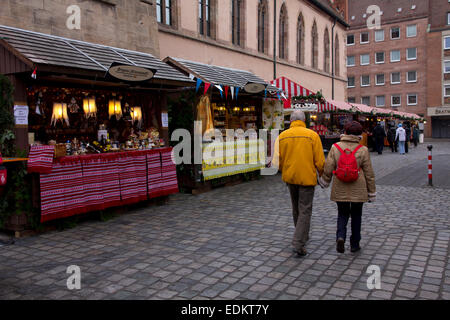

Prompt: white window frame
xmin=361 ymin=96 xmax=370 ymax=105
xmin=448 ymin=13 xmax=450 ymax=25
xmin=391 ymin=72 xmax=401 ymax=84
xmin=391 ymin=95 xmax=401 ymax=107
xmin=347 ymin=76 xmax=355 ymax=88
xmin=407 ymin=94 xmax=418 ymax=106
xmin=347 ymin=56 xmax=356 ymax=67
xmin=375 ymin=29 xmax=385 ymax=42
xmin=361 ymin=75 xmax=370 ymax=87
xmin=391 ymin=50 xmax=401 ymax=62
xmin=444 ymin=61 xmax=450 ymax=74
xmin=376 ymin=95 xmax=385 ymax=107
xmin=360 ymin=32 xmax=369 ymax=44
xmin=407 ymin=71 xmax=417 ymax=83
xmin=444 ymin=36 xmax=450 ymax=50
xmin=360 ymin=54 xmax=370 ymax=65
xmin=347 ymin=34 xmax=355 ymax=46
xmin=407 ymin=48 xmax=417 ymax=60
xmin=376 ymin=74 xmax=385 ymax=85
xmin=406 ymin=24 xmax=417 ymax=38
xmin=375 ymin=52 xmax=385 ymax=64
xmin=391 ymin=27 xmax=400 ymax=40
xmin=444 ymin=84 xmax=450 ymax=97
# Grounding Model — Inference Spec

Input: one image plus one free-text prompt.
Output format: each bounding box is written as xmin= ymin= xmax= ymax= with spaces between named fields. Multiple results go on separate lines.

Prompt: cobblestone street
xmin=0 ymin=141 xmax=449 ymax=300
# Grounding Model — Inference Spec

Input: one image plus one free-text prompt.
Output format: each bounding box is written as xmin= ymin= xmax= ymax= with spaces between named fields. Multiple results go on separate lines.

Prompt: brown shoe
xmin=336 ymin=238 xmax=345 ymax=253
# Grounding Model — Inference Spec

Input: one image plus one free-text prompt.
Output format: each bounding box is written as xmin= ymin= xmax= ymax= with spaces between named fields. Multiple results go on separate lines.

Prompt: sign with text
xmin=14 ymin=105 xmax=29 ymax=125
xmin=108 ymin=63 xmax=155 ymax=82
xmin=289 ymin=103 xmax=318 ymax=112
xmin=428 ymin=106 xmax=450 ymax=117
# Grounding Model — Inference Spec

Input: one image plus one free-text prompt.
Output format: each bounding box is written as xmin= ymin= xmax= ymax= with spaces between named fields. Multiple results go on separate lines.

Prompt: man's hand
xmin=318 ymin=176 xmax=329 ymax=189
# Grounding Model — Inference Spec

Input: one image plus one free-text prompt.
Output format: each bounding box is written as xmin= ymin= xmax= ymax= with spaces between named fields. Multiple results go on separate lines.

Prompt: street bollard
xmin=427 ymin=145 xmax=433 ymax=187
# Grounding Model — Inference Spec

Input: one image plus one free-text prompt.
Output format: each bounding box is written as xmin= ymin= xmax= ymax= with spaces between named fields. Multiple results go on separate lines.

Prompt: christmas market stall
xmin=0 ymin=25 xmax=194 ymax=227
xmin=164 ymin=57 xmax=276 ymax=192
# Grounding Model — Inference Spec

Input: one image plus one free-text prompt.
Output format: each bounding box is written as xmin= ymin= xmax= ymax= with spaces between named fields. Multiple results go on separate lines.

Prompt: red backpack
xmin=333 ymin=144 xmax=363 ymax=183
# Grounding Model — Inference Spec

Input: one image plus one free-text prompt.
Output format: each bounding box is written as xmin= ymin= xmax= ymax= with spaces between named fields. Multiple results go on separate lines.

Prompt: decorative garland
xmin=291 ymin=91 xmax=326 ymax=104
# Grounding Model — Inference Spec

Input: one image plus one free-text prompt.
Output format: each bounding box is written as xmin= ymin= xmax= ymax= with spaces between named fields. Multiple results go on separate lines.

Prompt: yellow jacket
xmin=272 ymin=120 xmax=325 ymax=186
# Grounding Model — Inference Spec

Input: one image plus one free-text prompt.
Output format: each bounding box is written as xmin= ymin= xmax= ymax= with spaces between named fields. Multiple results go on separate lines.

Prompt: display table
xmin=38 ymin=148 xmax=178 ymax=223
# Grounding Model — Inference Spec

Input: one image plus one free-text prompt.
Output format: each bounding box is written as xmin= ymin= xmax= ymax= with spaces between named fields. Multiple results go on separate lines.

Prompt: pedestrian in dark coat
xmin=404 ymin=123 xmax=411 ymax=154
xmin=372 ymin=122 xmax=386 ymax=155
xmin=387 ymin=126 xmax=397 ymax=153
xmin=412 ymin=126 xmax=419 ymax=147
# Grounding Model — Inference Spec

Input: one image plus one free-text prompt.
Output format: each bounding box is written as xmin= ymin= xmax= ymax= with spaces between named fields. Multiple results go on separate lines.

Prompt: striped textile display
xmin=130 ymin=151 xmax=148 ymax=202
xmin=159 ymin=148 xmax=179 ymax=197
xmin=118 ymin=151 xmax=146 ymax=205
xmin=40 ymin=156 xmax=86 ymax=223
xmin=147 ymin=149 xmax=163 ymax=198
xmin=79 ymin=154 xmax=105 ymax=212
xmin=27 ymin=145 xmax=55 ymax=174
xmin=100 ymin=153 xmax=122 ymax=209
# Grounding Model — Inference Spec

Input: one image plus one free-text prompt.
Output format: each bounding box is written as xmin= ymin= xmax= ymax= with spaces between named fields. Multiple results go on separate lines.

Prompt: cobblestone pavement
xmin=0 ymin=141 xmax=449 ymax=300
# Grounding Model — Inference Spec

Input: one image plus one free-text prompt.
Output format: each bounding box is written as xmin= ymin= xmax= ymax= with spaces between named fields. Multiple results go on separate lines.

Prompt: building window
xmin=391 ymin=50 xmax=401 ymax=62
xmin=347 ymin=76 xmax=355 ymax=88
xmin=297 ymin=14 xmax=305 ymax=64
xmin=391 ymin=95 xmax=401 ymax=106
xmin=347 ymin=34 xmax=355 ymax=45
xmin=391 ymin=27 xmax=400 ymax=39
xmin=375 ymin=29 xmax=384 ymax=42
xmin=258 ymin=0 xmax=268 ymax=53
xmin=199 ymin=0 xmax=212 ymax=37
xmin=376 ymin=74 xmax=385 ymax=85
xmin=335 ymin=35 xmax=340 ymax=76
xmin=347 ymin=56 xmax=355 ymax=66
xmin=232 ymin=0 xmax=244 ymax=46
xmin=376 ymin=95 xmax=385 ymax=107
xmin=407 ymin=94 xmax=417 ymax=105
xmin=391 ymin=72 xmax=401 ymax=84
xmin=447 ymin=12 xmax=450 ymax=25
xmin=407 ymin=25 xmax=417 ymax=37
xmin=311 ymin=21 xmax=318 ymax=68
xmin=360 ymin=32 xmax=369 ymax=44
xmin=361 ymin=75 xmax=370 ymax=87
xmin=445 ymin=61 xmax=450 ymax=73
xmin=375 ymin=52 xmax=385 ymax=64
xmin=407 ymin=71 xmax=417 ymax=82
xmin=445 ymin=36 xmax=450 ymax=50
xmin=156 ymin=0 xmax=172 ymax=26
xmin=348 ymin=97 xmax=356 ymax=103
xmin=360 ymin=54 xmax=370 ymax=65
xmin=407 ymin=48 xmax=417 ymax=60
xmin=361 ymin=96 xmax=370 ymax=105
xmin=279 ymin=3 xmax=288 ymax=59
xmin=444 ymin=85 xmax=450 ymax=97
xmin=324 ymin=29 xmax=330 ymax=73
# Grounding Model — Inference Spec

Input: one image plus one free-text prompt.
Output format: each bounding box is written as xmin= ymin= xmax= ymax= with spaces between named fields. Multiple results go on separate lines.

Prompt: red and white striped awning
xmin=269 ymin=77 xmax=337 ymax=112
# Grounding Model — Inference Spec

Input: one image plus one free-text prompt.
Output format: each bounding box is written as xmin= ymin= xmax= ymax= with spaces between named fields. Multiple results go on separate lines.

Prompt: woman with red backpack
xmin=319 ymin=121 xmax=376 ymax=254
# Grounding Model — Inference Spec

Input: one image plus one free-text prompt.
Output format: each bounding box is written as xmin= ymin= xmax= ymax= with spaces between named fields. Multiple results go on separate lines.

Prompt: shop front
xmin=0 ymin=25 xmax=194 ymax=226
xmin=428 ymin=106 xmax=450 ymax=138
xmin=164 ymin=57 xmax=273 ymax=192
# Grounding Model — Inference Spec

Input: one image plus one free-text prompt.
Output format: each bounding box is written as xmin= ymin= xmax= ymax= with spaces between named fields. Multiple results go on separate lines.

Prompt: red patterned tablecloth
xmin=39 ymin=148 xmax=178 ymax=223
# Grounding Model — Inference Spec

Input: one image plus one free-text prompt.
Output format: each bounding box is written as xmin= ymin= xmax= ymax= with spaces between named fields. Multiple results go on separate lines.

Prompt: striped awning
xmin=269 ymin=77 xmax=337 ymax=112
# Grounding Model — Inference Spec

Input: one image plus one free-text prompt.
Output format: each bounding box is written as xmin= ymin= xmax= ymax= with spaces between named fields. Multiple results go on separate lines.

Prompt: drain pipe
xmin=273 ymin=0 xmax=277 ymax=80
xmin=331 ymin=18 xmax=336 ymax=100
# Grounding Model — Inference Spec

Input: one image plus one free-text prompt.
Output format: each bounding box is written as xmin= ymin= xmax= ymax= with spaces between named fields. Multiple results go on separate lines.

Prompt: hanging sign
xmin=14 ymin=105 xmax=29 ymax=125
xmin=290 ymin=103 xmax=317 ymax=112
xmin=244 ymin=82 xmax=266 ymax=94
xmin=161 ymin=112 xmax=169 ymax=128
xmin=108 ymin=63 xmax=155 ymax=82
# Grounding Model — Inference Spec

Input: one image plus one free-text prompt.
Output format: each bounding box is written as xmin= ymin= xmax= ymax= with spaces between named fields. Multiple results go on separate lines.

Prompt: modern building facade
xmin=157 ymin=0 xmax=349 ymax=101
xmin=346 ymin=0 xmax=428 ymax=130
xmin=426 ymin=0 xmax=450 ymax=138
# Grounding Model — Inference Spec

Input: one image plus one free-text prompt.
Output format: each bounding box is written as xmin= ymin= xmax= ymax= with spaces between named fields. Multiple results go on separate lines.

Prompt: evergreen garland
xmin=0 ymin=74 xmax=15 ymax=157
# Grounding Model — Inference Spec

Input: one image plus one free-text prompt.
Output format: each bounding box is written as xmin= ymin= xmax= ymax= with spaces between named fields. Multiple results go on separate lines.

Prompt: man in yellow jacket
xmin=272 ymin=110 xmax=325 ymax=257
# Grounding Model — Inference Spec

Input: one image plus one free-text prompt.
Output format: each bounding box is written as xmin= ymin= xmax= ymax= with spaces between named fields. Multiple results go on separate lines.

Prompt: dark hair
xmin=344 ymin=121 xmax=363 ymax=136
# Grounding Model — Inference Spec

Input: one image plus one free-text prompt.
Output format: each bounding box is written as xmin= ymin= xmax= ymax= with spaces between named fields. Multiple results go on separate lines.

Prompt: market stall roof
xmin=270 ymin=77 xmax=342 ymax=112
xmin=351 ymin=103 xmax=423 ymax=120
xmin=164 ymin=57 xmax=278 ymax=91
xmin=0 ymin=25 xmax=193 ymax=84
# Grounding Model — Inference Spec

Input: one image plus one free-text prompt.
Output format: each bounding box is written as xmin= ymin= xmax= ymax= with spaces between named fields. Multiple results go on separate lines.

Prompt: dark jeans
xmin=405 ymin=141 xmax=409 ymax=153
xmin=375 ymin=137 xmax=384 ymax=154
xmin=336 ymin=202 xmax=363 ymax=249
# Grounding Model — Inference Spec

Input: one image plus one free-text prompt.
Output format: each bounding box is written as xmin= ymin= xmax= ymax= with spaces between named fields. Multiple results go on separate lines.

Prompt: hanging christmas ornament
xmin=68 ymin=97 xmax=80 ymax=113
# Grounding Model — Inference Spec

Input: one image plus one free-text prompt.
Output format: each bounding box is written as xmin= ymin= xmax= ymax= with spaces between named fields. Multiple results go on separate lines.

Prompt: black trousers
xmin=336 ymin=202 xmax=363 ymax=248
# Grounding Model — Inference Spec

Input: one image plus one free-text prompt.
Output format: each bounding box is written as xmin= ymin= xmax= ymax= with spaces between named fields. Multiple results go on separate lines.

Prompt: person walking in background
xmin=404 ymin=122 xmax=411 ymax=154
xmin=272 ymin=110 xmax=325 ymax=257
xmin=387 ymin=125 xmax=397 ymax=153
xmin=372 ymin=122 xmax=386 ymax=155
xmin=319 ymin=121 xmax=376 ymax=253
xmin=396 ymin=124 xmax=407 ymax=155
xmin=413 ymin=125 xmax=420 ymax=148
